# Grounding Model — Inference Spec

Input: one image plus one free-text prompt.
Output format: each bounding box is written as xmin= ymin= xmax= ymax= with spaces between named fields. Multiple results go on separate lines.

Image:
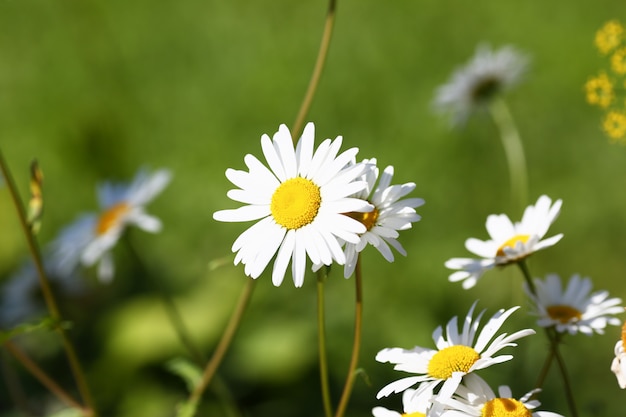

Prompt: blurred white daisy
xmin=434 ymin=373 xmax=564 ymax=417
xmin=524 ymin=273 xmax=623 ymax=335
xmin=52 ymin=168 xmax=172 ymax=283
xmin=611 ymin=326 xmax=626 ymax=389
xmin=213 ymin=123 xmax=372 ymax=287
xmin=433 ymin=44 xmax=529 ymax=126
xmin=372 ymin=387 xmax=434 ymax=417
xmin=445 ymin=195 xmax=563 ymax=289
xmin=338 ymin=158 xmax=424 ymax=278
xmin=375 ymin=302 xmax=534 ymax=399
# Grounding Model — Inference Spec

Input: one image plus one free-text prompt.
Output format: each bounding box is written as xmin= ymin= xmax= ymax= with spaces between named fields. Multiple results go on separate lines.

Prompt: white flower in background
xmin=52 ymin=168 xmax=172 ymax=283
xmin=375 ymin=302 xmax=534 ymax=400
xmin=525 ymin=273 xmax=623 ymax=335
xmin=372 ymin=387 xmax=434 ymax=417
xmin=213 ymin=123 xmax=372 ymax=287
xmin=433 ymin=44 xmax=529 ymax=126
xmin=611 ymin=327 xmax=626 ymax=389
xmin=434 ymin=374 xmax=564 ymax=417
xmin=338 ymin=158 xmax=424 ymax=278
xmin=445 ymin=195 xmax=563 ymax=289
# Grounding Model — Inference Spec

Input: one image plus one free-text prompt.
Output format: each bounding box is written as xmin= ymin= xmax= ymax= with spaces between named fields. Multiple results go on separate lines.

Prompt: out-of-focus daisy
xmin=610 ymin=47 xmax=626 ymax=75
xmin=603 ymin=110 xmax=626 ymax=142
xmin=584 ymin=72 xmax=614 ymax=108
xmin=372 ymin=387 xmax=434 ymax=417
xmin=610 ymin=322 xmax=626 ymax=389
xmin=433 ymin=44 xmax=529 ymax=126
xmin=435 ymin=374 xmax=564 ymax=417
xmin=524 ymin=273 xmax=623 ymax=335
xmin=375 ymin=302 xmax=534 ymax=399
xmin=52 ymin=168 xmax=172 ymax=283
xmin=338 ymin=158 xmax=424 ymax=278
xmin=213 ymin=123 xmax=372 ymax=287
xmin=445 ymin=195 xmax=563 ymax=289
xmin=595 ymin=20 xmax=624 ymax=55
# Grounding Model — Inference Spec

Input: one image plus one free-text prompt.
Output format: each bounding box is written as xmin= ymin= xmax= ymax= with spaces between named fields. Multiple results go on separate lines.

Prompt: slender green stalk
xmin=0 ymin=149 xmax=96 ymax=417
xmin=488 ymin=97 xmax=528 ymax=211
xmin=516 ymin=261 xmax=578 ymax=417
xmin=316 ymin=268 xmax=334 ymax=417
xmin=291 ymin=0 xmax=338 ymax=140
xmin=187 ymin=278 xmax=256 ymax=412
xmin=334 ymin=256 xmax=363 ymax=417
xmin=4 ymin=341 xmax=85 ymax=412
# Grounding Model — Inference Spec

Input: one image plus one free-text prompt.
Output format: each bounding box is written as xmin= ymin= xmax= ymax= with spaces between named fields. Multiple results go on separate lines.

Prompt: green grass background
xmin=1 ymin=0 xmax=626 ymax=416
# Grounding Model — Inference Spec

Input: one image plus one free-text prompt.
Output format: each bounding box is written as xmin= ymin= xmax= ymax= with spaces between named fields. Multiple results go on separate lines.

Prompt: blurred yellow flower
xmin=585 ymin=72 xmax=614 ymax=108
xmin=611 ymin=47 xmax=626 ymax=75
xmin=595 ymin=20 xmax=624 ymax=55
xmin=603 ymin=111 xmax=626 ymax=141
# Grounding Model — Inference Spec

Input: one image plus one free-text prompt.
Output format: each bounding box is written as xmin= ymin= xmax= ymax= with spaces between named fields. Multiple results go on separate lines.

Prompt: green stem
xmin=334 ymin=256 xmax=363 ymax=417
xmin=534 ymin=344 xmax=553 ymax=389
xmin=0 ymin=149 xmax=96 ymax=417
xmin=291 ymin=0 xmax=338 ymax=141
xmin=488 ymin=97 xmax=528 ymax=211
xmin=187 ymin=278 xmax=255 ymax=412
xmin=316 ymin=268 xmax=334 ymax=417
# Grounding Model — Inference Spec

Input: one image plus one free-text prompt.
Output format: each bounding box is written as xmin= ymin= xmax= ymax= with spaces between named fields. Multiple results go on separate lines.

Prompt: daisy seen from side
xmin=610 ymin=321 xmax=626 ymax=389
xmin=213 ymin=122 xmax=373 ymax=287
xmin=433 ymin=44 xmax=529 ymax=126
xmin=52 ymin=168 xmax=172 ymax=283
xmin=524 ymin=273 xmax=623 ymax=335
xmin=375 ymin=302 xmax=535 ymax=400
xmin=445 ymin=195 xmax=563 ymax=289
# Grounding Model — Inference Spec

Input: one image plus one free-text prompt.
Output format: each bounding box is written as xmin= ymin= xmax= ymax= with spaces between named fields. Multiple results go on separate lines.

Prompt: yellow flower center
xmin=427 ymin=345 xmax=480 ymax=380
xmin=347 ymin=206 xmax=379 ymax=231
xmin=270 ymin=177 xmax=322 ymax=230
xmin=96 ymin=202 xmax=130 ymax=235
xmin=595 ymin=20 xmax=624 ymax=55
xmin=481 ymin=398 xmax=532 ymax=417
xmin=611 ymin=47 xmax=626 ymax=75
xmin=496 ymin=234 xmax=530 ymax=257
xmin=546 ymin=305 xmax=582 ymax=324
xmin=621 ymin=320 xmax=626 ymax=351
xmin=585 ymin=73 xmax=614 ymax=108
xmin=603 ymin=111 xmax=626 ymax=142
xmin=401 ymin=413 xmax=425 ymax=417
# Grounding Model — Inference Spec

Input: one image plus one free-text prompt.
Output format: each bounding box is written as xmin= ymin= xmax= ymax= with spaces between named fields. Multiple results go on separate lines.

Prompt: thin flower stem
xmin=334 ymin=255 xmax=363 ymax=417
xmin=316 ymin=268 xmax=334 ymax=417
xmin=534 ymin=345 xmax=553 ymax=389
xmin=0 ymin=149 xmax=96 ymax=417
xmin=291 ymin=0 xmax=337 ymax=141
xmin=4 ymin=341 xmax=85 ymax=412
xmin=488 ymin=97 xmax=528 ymax=212
xmin=516 ymin=261 xmax=578 ymax=417
xmin=187 ymin=278 xmax=256 ymax=412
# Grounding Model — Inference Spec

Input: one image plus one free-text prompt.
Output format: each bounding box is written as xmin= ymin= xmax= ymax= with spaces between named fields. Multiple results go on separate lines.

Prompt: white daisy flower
xmin=375 ymin=302 xmax=535 ymax=399
xmin=611 ymin=328 xmax=626 ymax=389
xmin=435 ymin=373 xmax=564 ymax=417
xmin=445 ymin=195 xmax=563 ymax=289
xmin=433 ymin=44 xmax=529 ymax=126
xmin=52 ymin=168 xmax=172 ymax=283
xmin=525 ymin=273 xmax=623 ymax=335
xmin=372 ymin=387 xmax=434 ymax=417
xmin=213 ymin=122 xmax=372 ymax=287
xmin=337 ymin=158 xmax=424 ymax=278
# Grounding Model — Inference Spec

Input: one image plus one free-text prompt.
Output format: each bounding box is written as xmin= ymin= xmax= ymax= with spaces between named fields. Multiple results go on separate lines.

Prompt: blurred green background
xmin=1 ymin=0 xmax=626 ymax=416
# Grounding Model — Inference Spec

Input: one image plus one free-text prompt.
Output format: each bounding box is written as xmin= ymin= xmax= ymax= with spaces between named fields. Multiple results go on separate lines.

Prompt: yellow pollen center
xmin=347 ymin=206 xmax=379 ymax=231
xmin=481 ymin=398 xmax=532 ymax=417
xmin=546 ymin=305 xmax=582 ymax=324
xmin=270 ymin=177 xmax=321 ymax=230
xmin=427 ymin=345 xmax=480 ymax=380
xmin=96 ymin=202 xmax=131 ymax=235
xmin=401 ymin=413 xmax=425 ymax=417
xmin=496 ymin=234 xmax=530 ymax=257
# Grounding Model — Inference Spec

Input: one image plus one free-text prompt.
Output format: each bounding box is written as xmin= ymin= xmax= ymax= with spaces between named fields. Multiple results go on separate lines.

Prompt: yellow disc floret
xmin=481 ymin=398 xmax=532 ymax=417
xmin=595 ymin=20 xmax=624 ymax=55
xmin=547 ymin=305 xmax=582 ymax=324
xmin=96 ymin=202 xmax=130 ymax=235
xmin=347 ymin=206 xmax=380 ymax=231
xmin=611 ymin=47 xmax=626 ymax=75
xmin=496 ymin=234 xmax=530 ymax=257
xmin=603 ymin=111 xmax=626 ymax=142
xmin=401 ymin=412 xmax=426 ymax=417
xmin=427 ymin=345 xmax=480 ymax=380
xmin=585 ymin=73 xmax=614 ymax=108
xmin=271 ymin=177 xmax=322 ymax=230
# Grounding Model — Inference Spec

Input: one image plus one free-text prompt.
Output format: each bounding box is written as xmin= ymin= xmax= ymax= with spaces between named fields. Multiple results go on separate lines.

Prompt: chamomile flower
xmin=435 ymin=374 xmax=564 ymax=417
xmin=213 ymin=123 xmax=372 ymax=287
xmin=610 ymin=322 xmax=626 ymax=389
xmin=595 ymin=20 xmax=624 ymax=55
xmin=445 ymin=195 xmax=563 ymax=289
xmin=375 ymin=302 xmax=534 ymax=399
xmin=338 ymin=158 xmax=424 ymax=278
xmin=525 ymin=273 xmax=623 ymax=335
xmin=52 ymin=168 xmax=172 ymax=283
xmin=433 ymin=44 xmax=529 ymax=126
xmin=372 ymin=387 xmax=434 ymax=417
